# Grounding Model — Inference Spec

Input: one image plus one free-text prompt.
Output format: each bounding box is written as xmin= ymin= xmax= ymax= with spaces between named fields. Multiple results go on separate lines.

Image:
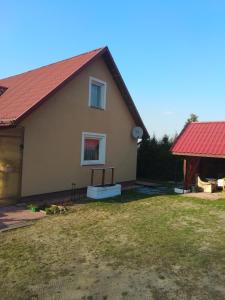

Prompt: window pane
xmin=84 ymin=139 xmax=99 ymax=160
xmin=91 ymin=84 xmax=101 ymax=107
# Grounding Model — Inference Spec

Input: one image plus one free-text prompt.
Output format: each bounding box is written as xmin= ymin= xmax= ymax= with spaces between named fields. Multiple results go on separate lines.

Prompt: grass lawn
xmin=1 ymin=190 xmax=225 ymax=299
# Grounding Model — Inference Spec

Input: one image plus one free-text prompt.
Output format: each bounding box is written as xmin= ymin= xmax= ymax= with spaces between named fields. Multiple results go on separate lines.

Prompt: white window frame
xmin=81 ymin=132 xmax=106 ymax=165
xmin=88 ymin=76 xmax=107 ymax=110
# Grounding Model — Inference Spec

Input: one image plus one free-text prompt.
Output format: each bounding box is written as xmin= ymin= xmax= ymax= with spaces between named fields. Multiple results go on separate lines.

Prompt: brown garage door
xmin=0 ymin=127 xmax=23 ymax=206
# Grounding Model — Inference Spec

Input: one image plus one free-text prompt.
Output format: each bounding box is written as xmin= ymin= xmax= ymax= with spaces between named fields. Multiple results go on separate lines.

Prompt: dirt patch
xmin=27 ymin=259 xmax=225 ymax=300
xmin=182 ymin=192 xmax=225 ymax=200
xmin=174 ymin=201 xmax=203 ymax=209
xmin=171 ymin=216 xmax=203 ymax=229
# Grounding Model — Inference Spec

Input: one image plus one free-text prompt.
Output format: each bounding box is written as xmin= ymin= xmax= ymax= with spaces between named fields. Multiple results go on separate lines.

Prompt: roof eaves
xmin=0 ymin=119 xmax=16 ymax=127
xmin=172 ymin=152 xmax=225 ymax=159
xmin=102 ymin=48 xmax=149 ymax=138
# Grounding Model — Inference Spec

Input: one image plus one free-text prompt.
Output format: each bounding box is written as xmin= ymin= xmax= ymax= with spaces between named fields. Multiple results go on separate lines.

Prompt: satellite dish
xmin=132 ymin=127 xmax=143 ymax=139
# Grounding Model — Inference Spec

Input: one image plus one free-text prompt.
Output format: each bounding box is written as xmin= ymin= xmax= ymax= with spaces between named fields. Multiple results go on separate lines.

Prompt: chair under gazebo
xmin=171 ymin=121 xmax=225 ymax=193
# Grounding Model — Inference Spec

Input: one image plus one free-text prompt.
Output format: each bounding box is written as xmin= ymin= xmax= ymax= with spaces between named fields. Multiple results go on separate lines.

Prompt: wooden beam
xmin=111 ymin=167 xmax=114 ymax=185
xmin=102 ymin=169 xmax=105 ymax=186
xmin=91 ymin=169 xmax=94 ymax=186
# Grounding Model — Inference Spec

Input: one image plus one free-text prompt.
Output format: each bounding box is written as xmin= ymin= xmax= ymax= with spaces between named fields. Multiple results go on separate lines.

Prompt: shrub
xmin=45 ymin=204 xmax=67 ymax=215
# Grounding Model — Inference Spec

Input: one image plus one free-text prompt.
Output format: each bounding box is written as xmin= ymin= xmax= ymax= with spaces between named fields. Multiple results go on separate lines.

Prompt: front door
xmin=0 ymin=127 xmax=23 ymax=206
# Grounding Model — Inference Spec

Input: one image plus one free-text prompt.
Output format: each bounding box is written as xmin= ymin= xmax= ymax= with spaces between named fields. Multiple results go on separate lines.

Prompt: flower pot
xmin=31 ymin=207 xmax=39 ymax=212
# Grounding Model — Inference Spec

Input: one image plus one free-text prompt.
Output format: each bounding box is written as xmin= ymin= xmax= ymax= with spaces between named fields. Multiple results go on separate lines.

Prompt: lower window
xmin=81 ymin=132 xmax=106 ymax=165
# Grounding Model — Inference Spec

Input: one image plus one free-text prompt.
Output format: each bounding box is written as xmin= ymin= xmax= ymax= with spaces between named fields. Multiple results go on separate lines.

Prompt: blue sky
xmin=1 ymin=1 xmax=225 ymax=137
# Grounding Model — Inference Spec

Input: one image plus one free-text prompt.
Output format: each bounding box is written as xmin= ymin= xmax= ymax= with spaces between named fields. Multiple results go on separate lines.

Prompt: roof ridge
xmin=191 ymin=121 xmax=225 ymax=124
xmin=0 ymin=46 xmax=148 ymax=137
xmin=0 ymin=46 xmax=106 ymax=81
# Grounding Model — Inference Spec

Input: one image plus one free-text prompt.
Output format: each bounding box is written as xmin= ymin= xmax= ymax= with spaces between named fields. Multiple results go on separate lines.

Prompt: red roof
xmin=0 ymin=47 xmax=148 ymax=136
xmin=171 ymin=121 xmax=225 ymax=158
xmin=0 ymin=48 xmax=104 ymax=123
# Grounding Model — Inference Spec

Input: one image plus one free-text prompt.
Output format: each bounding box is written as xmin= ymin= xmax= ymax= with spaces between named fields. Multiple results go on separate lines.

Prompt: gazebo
xmin=171 ymin=121 xmax=225 ymax=191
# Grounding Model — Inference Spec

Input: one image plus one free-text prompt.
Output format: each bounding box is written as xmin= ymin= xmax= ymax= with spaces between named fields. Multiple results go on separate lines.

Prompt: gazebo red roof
xmin=171 ymin=121 xmax=225 ymax=158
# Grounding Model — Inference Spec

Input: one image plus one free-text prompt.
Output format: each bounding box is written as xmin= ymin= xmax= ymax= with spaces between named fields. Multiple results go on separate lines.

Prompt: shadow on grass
xmin=75 ymin=189 xmax=175 ymax=205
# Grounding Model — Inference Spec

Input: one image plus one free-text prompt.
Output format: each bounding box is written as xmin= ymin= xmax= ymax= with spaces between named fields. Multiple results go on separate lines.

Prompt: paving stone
xmin=0 ymin=205 xmax=45 ymax=231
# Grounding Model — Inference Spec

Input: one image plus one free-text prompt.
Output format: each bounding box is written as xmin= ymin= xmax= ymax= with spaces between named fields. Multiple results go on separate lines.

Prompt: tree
xmin=137 ymin=115 xmax=196 ymax=181
xmin=137 ymin=134 xmax=183 ymax=181
xmin=185 ymin=113 xmax=198 ymax=125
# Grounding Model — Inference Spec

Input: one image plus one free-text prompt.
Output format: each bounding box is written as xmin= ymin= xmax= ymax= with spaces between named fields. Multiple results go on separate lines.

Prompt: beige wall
xmin=20 ymin=57 xmax=137 ymax=197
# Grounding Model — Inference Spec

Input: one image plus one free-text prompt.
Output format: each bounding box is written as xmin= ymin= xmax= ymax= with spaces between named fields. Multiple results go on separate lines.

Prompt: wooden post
xmin=91 ymin=167 xmax=115 ymax=187
xmin=111 ymin=167 xmax=114 ymax=185
xmin=91 ymin=169 xmax=94 ymax=186
xmin=102 ymin=168 xmax=105 ymax=186
xmin=183 ymin=158 xmax=187 ymax=191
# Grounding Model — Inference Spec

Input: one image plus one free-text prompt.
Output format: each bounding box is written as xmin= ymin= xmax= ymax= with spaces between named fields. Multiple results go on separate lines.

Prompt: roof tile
xmin=0 ymin=48 xmax=104 ymax=123
xmin=171 ymin=122 xmax=225 ymax=157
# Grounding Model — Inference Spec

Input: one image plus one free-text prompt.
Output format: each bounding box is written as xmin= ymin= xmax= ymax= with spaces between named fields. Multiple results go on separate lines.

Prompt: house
xmin=171 ymin=121 xmax=225 ymax=189
xmin=0 ymin=47 xmax=148 ymax=205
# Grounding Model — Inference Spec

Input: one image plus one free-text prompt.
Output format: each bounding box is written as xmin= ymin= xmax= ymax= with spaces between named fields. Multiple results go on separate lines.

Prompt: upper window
xmin=89 ymin=77 xmax=106 ymax=109
xmin=81 ymin=132 xmax=106 ymax=165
